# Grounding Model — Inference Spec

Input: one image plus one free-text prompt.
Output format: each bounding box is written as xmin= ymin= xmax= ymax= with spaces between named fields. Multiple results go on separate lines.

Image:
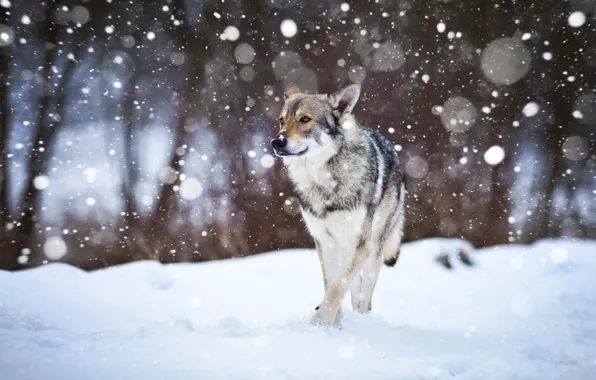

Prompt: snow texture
xmin=1 ymin=238 xmax=595 ymax=380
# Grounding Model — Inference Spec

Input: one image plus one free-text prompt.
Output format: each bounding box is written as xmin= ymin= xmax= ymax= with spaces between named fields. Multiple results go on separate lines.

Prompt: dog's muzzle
xmin=270 ymin=135 xmax=288 ymax=151
xmin=271 ymin=135 xmax=308 ymax=157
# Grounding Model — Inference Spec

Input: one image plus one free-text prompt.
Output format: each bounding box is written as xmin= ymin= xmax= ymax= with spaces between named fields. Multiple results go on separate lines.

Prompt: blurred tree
xmin=0 ymin=4 xmax=12 ymax=228
xmin=0 ymin=0 xmax=593 ymax=270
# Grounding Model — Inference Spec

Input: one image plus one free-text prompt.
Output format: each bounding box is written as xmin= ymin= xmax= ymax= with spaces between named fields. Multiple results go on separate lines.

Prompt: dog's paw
xmin=310 ymin=305 xmax=342 ymax=328
xmin=353 ymin=300 xmax=372 ymax=314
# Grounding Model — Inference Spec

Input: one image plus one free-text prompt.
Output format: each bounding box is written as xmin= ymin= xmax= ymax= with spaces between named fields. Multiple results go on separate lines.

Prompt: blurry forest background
xmin=0 ymin=0 xmax=594 ymax=270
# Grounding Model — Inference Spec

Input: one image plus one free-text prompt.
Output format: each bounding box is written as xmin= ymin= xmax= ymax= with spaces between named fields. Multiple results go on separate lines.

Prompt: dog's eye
xmin=300 ymin=116 xmax=311 ymax=123
xmin=279 ymin=118 xmax=284 ymax=125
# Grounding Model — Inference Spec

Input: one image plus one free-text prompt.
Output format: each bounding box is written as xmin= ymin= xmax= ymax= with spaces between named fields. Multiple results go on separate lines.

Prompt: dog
xmin=270 ymin=82 xmax=406 ymax=328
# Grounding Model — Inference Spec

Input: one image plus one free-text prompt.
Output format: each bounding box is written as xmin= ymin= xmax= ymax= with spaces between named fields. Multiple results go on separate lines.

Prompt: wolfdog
xmin=270 ymin=82 xmax=406 ymax=328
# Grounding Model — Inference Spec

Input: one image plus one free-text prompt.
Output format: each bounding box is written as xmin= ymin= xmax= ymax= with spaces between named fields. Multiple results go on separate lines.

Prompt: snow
xmin=42 ymin=236 xmax=67 ymax=261
xmin=370 ymin=42 xmax=405 ymax=72
xmin=121 ymin=35 xmax=135 ymax=48
xmin=405 ymin=156 xmax=428 ymax=178
xmin=562 ymin=136 xmax=589 ymax=161
xmin=260 ymin=154 xmax=275 ymax=168
xmin=222 ymin=26 xmax=240 ymax=41
xmin=484 ymin=145 xmax=505 ymax=165
xmin=234 ymin=43 xmax=256 ymax=64
xmin=568 ymin=11 xmax=586 ymax=28
xmin=2 ymin=238 xmax=594 ymax=379
xmin=33 ymin=174 xmax=50 ymax=190
xmin=522 ymin=102 xmax=540 ymax=117
xmin=159 ymin=166 xmax=177 ymax=184
xmin=439 ymin=96 xmax=477 ymax=133
xmin=573 ymin=93 xmax=596 ymax=125
xmin=170 ymin=52 xmax=185 ymax=65
xmin=481 ymin=37 xmax=531 ymax=85
xmin=179 ymin=178 xmax=204 ymax=200
xmin=71 ymin=5 xmax=90 ymax=24
xmin=0 ymin=26 xmax=13 ymax=46
xmin=280 ymin=19 xmax=298 ymax=38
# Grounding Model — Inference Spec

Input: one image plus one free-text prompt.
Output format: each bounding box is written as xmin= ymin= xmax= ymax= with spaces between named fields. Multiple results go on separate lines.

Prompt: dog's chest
xmin=288 ymin=161 xmax=337 ymax=192
xmin=287 ymin=161 xmax=360 ymax=217
xmin=302 ymin=208 xmax=366 ymax=249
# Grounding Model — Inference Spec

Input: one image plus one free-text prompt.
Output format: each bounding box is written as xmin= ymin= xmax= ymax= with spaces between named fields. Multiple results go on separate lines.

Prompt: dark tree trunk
xmin=12 ymin=2 xmax=73 ymax=269
xmin=0 ymin=7 xmax=13 ymax=269
xmin=119 ymin=34 xmax=153 ymax=261
xmin=147 ymin=0 xmax=209 ymax=262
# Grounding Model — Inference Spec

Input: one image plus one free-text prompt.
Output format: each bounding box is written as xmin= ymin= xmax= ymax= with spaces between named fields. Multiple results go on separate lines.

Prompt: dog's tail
xmin=384 ymin=250 xmax=400 ymax=267
xmin=383 ymin=182 xmax=406 ymax=267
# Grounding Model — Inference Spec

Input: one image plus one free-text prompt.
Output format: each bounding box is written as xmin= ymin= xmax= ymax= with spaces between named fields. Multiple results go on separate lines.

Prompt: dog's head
xmin=270 ymin=83 xmax=361 ymax=159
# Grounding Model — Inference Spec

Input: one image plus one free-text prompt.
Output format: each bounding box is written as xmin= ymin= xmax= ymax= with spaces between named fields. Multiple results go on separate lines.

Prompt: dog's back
xmin=360 ymin=127 xmax=407 ymax=266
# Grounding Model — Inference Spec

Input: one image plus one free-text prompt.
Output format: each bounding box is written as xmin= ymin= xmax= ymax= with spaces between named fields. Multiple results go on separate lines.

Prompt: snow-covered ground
xmin=1 ymin=238 xmax=595 ymax=380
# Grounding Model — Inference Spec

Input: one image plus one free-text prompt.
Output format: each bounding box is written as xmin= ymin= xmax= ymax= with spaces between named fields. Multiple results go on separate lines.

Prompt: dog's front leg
xmin=311 ymin=219 xmax=373 ymax=328
xmin=314 ymin=239 xmax=328 ymax=291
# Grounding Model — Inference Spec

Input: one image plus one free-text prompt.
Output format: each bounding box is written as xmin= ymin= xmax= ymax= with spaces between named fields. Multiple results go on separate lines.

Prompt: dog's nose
xmin=270 ymin=136 xmax=287 ymax=150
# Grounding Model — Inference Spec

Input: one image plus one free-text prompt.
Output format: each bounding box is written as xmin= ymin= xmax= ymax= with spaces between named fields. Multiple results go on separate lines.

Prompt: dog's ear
xmin=284 ymin=83 xmax=301 ymax=99
xmin=329 ymin=83 xmax=361 ymax=118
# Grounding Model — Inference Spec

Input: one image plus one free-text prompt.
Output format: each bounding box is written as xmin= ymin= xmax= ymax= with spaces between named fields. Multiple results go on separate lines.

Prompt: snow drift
xmin=1 ymin=238 xmax=595 ymax=380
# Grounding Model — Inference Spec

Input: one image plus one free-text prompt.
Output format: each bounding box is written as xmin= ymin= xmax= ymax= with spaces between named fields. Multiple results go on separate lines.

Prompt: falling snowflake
xmin=43 ymin=236 xmax=67 ymax=261
xmin=260 ymin=154 xmax=275 ymax=168
xmin=522 ymin=102 xmax=539 ymax=117
xmin=84 ymin=168 xmax=97 ymax=183
xmin=439 ymin=96 xmax=477 ymax=133
xmin=484 ymin=146 xmax=505 ymax=166
xmin=222 ymin=26 xmax=240 ymax=41
xmin=481 ymin=38 xmax=531 ymax=85
xmin=568 ymin=11 xmax=586 ymax=27
xmin=180 ymin=178 xmax=204 ymax=200
xmin=280 ymin=19 xmax=297 ymax=38
xmin=33 ymin=175 xmax=50 ymax=190
xmin=562 ymin=136 xmax=588 ymax=161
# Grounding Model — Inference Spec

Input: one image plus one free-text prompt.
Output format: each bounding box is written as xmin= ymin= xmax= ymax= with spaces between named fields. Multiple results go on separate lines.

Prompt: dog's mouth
xmin=274 ymin=148 xmax=308 ymax=157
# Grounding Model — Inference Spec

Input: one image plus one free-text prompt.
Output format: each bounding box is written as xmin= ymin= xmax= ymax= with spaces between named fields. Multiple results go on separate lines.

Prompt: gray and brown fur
xmin=270 ymin=83 xmax=406 ymax=328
